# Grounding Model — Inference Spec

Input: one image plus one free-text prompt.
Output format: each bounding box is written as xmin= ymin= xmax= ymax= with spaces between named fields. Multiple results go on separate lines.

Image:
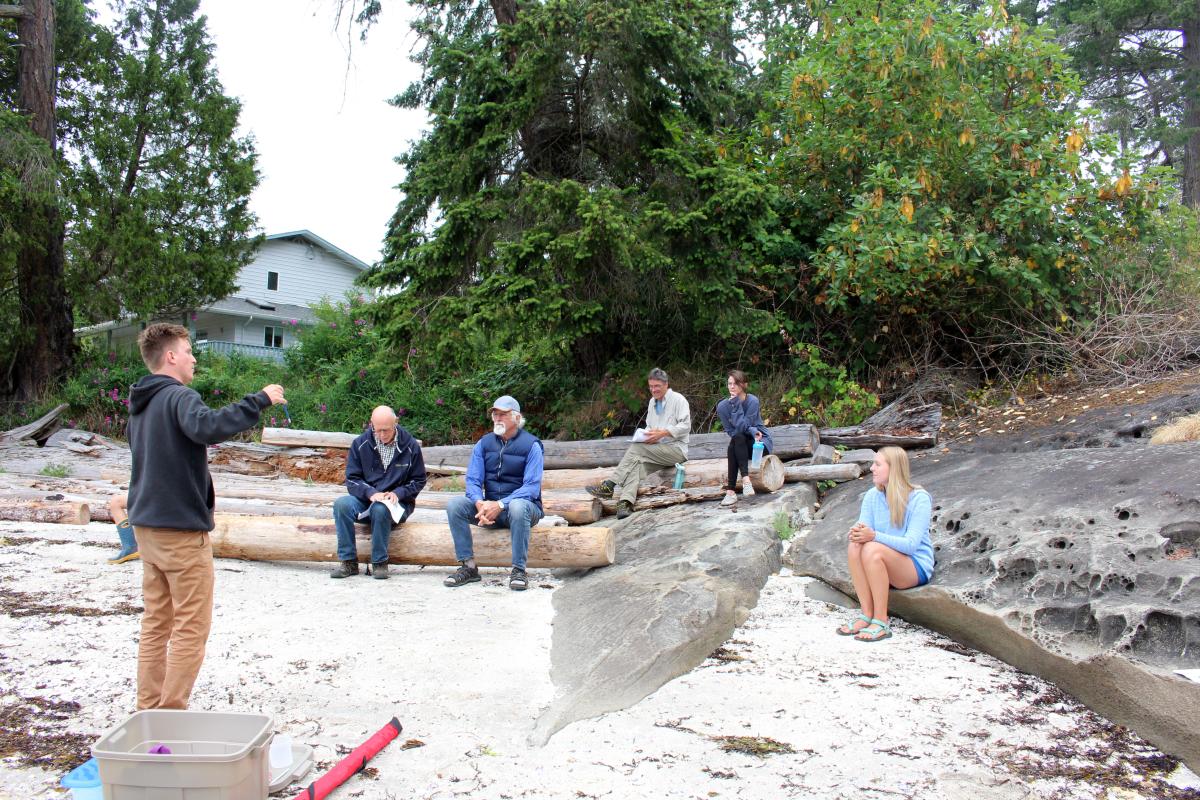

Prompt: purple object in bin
xmin=148 ymin=743 xmax=172 ymax=754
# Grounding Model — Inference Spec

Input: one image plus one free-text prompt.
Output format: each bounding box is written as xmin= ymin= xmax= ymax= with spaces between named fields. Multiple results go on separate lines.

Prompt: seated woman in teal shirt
xmin=838 ymin=446 xmax=934 ymax=642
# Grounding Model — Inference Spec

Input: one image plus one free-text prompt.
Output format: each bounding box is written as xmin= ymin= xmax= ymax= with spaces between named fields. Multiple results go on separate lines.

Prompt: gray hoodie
xmin=127 ymin=374 xmax=270 ymax=532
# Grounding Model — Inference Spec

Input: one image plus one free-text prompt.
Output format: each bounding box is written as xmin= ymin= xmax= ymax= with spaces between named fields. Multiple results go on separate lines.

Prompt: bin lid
xmin=62 ymin=758 xmax=102 ymax=789
xmin=268 ymin=744 xmax=314 ymax=793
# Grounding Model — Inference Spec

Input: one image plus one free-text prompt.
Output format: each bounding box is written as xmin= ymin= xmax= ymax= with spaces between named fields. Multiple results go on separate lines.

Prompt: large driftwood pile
xmin=0 ymin=399 xmax=937 ymax=532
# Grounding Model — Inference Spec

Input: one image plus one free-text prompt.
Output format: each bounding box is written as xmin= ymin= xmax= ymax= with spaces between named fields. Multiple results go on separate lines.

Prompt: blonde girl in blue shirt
xmin=838 ymin=446 xmax=934 ymax=642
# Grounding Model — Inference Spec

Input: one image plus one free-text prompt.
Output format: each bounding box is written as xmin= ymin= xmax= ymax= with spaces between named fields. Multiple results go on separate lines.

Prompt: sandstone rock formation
xmin=532 ymin=482 xmax=817 ymax=744
xmin=788 ymin=442 xmax=1200 ymax=772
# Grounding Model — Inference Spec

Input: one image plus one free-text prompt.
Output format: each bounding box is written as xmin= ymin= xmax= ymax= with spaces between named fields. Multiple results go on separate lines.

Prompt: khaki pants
xmin=135 ymin=527 xmax=214 ymax=710
xmin=612 ymin=442 xmax=687 ymax=504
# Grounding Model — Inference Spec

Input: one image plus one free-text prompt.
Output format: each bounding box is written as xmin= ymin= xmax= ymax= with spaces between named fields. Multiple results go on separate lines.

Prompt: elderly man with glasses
xmin=330 ymin=405 xmax=427 ymax=580
xmin=443 ymin=395 xmax=545 ymax=591
xmin=587 ymin=367 xmax=692 ymax=519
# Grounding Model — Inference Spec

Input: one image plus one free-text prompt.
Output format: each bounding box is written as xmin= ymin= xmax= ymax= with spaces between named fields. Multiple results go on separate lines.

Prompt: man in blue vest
xmin=443 ymin=395 xmax=544 ymax=591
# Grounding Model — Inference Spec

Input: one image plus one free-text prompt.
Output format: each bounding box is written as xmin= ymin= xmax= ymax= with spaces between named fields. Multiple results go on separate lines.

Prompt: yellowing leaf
xmin=850 ymin=218 xmax=861 ymax=233
xmin=1115 ymin=169 xmax=1133 ymax=196
xmin=899 ymin=196 xmax=914 ymax=222
xmin=920 ymin=15 xmax=934 ymax=38
xmin=931 ymin=43 xmax=946 ymax=70
xmin=871 ymin=186 xmax=885 ymax=208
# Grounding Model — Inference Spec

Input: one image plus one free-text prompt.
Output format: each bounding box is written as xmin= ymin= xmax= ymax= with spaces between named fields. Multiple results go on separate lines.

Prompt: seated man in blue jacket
xmin=443 ymin=395 xmax=544 ymax=591
xmin=331 ymin=405 xmax=427 ymax=580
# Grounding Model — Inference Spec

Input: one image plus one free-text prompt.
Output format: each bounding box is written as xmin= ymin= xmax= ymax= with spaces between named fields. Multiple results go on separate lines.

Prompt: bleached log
xmin=261 ymin=428 xmax=356 ymax=448
xmin=783 ymin=463 xmax=862 ymax=483
xmin=0 ymin=501 xmax=89 ymax=524
xmin=415 ymin=491 xmax=601 ymax=525
xmin=0 ymin=403 xmax=67 ymax=445
xmin=421 ymin=425 xmax=819 ymax=469
xmin=749 ymin=454 xmax=785 ymax=493
xmin=600 ymin=486 xmax=726 ymax=514
xmin=208 ymin=514 xmax=614 ymax=568
xmin=818 ymin=401 xmax=941 ymax=449
xmin=810 ymin=444 xmax=840 ymax=465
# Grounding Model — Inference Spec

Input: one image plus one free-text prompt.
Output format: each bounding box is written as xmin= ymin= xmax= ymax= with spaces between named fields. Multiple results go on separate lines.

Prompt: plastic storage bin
xmin=92 ymin=710 xmax=273 ymax=800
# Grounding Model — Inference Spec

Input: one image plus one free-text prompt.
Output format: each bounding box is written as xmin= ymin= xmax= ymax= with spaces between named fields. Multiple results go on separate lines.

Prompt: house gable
xmin=236 ymin=231 xmax=369 ymax=309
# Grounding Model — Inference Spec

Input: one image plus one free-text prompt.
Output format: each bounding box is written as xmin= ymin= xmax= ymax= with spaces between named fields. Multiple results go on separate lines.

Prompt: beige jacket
xmin=647 ymin=389 xmax=692 ymax=457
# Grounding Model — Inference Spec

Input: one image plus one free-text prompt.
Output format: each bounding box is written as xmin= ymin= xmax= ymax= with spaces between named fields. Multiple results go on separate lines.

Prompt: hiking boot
xmin=444 ymin=562 xmax=481 ymax=587
xmin=330 ymin=560 xmax=359 ymax=579
xmin=586 ymin=480 xmax=616 ymax=499
xmin=615 ymin=500 xmax=634 ymax=519
xmin=509 ymin=567 xmax=528 ymax=591
xmin=371 ymin=562 xmax=390 ymax=580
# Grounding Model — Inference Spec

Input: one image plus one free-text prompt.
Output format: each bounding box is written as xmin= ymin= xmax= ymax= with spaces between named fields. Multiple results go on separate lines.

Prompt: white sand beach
xmin=1 ymin=519 xmax=1197 ymax=799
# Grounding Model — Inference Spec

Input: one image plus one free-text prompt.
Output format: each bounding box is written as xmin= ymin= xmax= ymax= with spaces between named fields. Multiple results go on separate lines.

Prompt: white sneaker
xmin=743 ymin=480 xmax=755 ymax=496
xmin=719 ymin=491 xmax=738 ymax=507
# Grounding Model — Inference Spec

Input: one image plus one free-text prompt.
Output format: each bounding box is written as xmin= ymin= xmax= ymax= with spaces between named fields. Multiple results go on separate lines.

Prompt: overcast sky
xmin=199 ymin=0 xmax=427 ymax=265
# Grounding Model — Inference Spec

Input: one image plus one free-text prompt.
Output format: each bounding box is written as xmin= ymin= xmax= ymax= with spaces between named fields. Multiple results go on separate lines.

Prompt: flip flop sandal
xmin=836 ymin=613 xmax=870 ymax=636
xmin=854 ymin=619 xmax=893 ymax=642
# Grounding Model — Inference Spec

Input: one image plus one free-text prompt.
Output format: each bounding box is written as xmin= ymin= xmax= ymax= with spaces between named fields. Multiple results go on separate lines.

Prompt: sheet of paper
xmin=357 ymin=497 xmax=403 ymax=524
xmin=631 ymin=428 xmax=649 ymax=443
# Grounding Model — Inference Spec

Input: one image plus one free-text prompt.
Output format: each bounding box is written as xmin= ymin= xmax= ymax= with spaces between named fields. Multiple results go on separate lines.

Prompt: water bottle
xmin=673 ymin=463 xmax=686 ymax=490
xmin=751 ymin=440 xmax=765 ymax=469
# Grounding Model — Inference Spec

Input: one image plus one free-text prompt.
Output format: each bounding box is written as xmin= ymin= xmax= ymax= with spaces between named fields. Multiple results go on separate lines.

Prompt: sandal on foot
xmin=836 ymin=613 xmax=870 ymax=636
xmin=854 ymin=619 xmax=892 ymax=642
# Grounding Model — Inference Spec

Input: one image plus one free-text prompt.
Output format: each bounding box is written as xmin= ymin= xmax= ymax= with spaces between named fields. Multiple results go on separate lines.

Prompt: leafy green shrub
xmin=771 ymin=510 xmax=795 ymax=541
xmin=778 ymin=344 xmax=879 ymax=427
xmin=40 ymin=463 xmax=71 ymax=478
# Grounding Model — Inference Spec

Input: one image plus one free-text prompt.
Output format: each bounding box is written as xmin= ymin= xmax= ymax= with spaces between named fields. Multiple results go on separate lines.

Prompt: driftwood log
xmin=0 ymin=500 xmax=89 ymax=524
xmin=748 ymin=454 xmax=785 ymax=493
xmin=819 ymin=401 xmax=941 ymax=449
xmin=265 ymin=425 xmax=820 ymax=471
xmin=208 ymin=514 xmax=614 ymax=568
xmin=599 ymin=486 xmax=725 ymax=515
xmin=415 ymin=491 xmax=601 ymax=525
xmin=784 ymin=463 xmax=861 ymax=482
xmin=0 ymin=403 xmax=67 ymax=446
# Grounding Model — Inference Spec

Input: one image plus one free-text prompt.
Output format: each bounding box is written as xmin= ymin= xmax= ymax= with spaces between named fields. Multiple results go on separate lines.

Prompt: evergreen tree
xmin=61 ymin=0 xmax=260 ymax=324
xmin=366 ymin=0 xmax=778 ymax=377
xmin=1047 ymin=0 xmax=1200 ymax=207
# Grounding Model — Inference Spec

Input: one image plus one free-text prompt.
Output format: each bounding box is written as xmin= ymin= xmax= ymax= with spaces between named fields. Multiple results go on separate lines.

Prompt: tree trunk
xmin=3 ymin=0 xmax=74 ymax=401
xmin=207 ymin=514 xmax=614 ymax=569
xmin=1182 ymin=9 xmax=1200 ymax=208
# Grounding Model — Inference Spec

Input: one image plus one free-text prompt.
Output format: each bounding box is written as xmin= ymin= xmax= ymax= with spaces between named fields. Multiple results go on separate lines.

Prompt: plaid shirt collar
xmin=374 ymin=433 xmax=398 ymax=469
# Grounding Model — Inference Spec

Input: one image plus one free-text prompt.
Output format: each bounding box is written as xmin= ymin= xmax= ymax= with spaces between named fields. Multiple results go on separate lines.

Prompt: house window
xmin=267 ymin=271 xmax=279 ymax=291
xmin=195 ymin=329 xmax=208 ymax=340
xmin=264 ymin=326 xmax=283 ymax=348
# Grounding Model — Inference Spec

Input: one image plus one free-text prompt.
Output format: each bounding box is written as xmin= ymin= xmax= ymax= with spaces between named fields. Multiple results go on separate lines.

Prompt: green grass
xmin=771 ymin=510 xmax=795 ymax=541
xmin=39 ymin=463 xmax=71 ymax=478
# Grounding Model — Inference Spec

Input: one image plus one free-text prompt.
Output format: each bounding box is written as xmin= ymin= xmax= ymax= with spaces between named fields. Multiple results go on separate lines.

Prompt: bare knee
xmin=861 ymin=542 xmax=889 ymax=565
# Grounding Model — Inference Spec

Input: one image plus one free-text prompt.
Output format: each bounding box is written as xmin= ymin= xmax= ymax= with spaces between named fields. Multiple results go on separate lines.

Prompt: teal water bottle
xmin=673 ymin=463 xmax=686 ymax=490
xmin=751 ymin=440 xmax=765 ymax=469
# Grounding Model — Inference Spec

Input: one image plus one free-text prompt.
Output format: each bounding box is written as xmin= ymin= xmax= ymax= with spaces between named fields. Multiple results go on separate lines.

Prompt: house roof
xmin=206 ymin=296 xmax=319 ymax=324
xmin=265 ymin=230 xmax=372 ymax=271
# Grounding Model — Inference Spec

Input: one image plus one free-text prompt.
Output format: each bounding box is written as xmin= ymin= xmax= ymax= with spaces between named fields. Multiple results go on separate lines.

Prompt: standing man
xmin=127 ymin=323 xmax=285 ymax=710
xmin=587 ymin=368 xmax=691 ymax=519
xmin=443 ymin=396 xmax=544 ymax=591
xmin=330 ymin=405 xmax=427 ymax=580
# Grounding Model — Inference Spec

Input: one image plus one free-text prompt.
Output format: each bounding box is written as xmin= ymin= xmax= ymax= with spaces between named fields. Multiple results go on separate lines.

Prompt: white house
xmin=77 ymin=230 xmax=370 ymax=361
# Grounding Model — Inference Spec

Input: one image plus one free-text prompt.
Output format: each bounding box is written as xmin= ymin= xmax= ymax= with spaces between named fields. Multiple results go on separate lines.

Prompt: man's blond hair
xmin=137 ymin=323 xmax=190 ymax=370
